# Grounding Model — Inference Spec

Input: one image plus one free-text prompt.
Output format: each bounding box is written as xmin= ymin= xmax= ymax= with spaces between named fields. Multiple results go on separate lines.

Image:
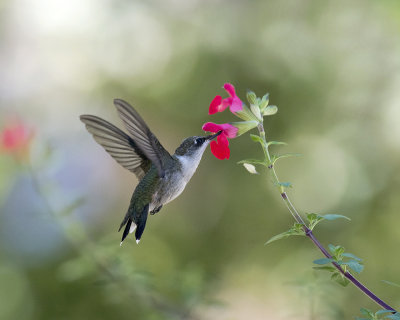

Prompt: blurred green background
xmin=1 ymin=0 xmax=400 ymax=319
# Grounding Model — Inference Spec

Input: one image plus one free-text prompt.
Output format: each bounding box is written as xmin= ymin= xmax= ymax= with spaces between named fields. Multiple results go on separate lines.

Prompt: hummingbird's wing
xmin=80 ymin=115 xmax=151 ymax=180
xmin=113 ymin=99 xmax=172 ymax=178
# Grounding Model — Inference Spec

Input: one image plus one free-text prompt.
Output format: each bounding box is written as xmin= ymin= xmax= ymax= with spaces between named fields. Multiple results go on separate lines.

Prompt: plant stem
xmin=258 ymin=122 xmax=397 ymax=312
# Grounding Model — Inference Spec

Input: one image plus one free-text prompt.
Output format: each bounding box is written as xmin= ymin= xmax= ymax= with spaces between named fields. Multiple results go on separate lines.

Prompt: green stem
xmin=257 ymin=122 xmax=397 ymax=312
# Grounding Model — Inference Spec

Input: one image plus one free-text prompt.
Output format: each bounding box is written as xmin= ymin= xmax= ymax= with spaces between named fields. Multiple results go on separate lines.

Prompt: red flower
xmin=0 ymin=120 xmax=33 ymax=158
xmin=209 ymin=83 xmax=243 ymax=115
xmin=202 ymin=122 xmax=238 ymax=160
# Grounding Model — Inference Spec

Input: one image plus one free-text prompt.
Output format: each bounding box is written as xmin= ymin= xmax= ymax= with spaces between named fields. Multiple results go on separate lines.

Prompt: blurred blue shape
xmin=0 ymin=174 xmax=67 ymax=267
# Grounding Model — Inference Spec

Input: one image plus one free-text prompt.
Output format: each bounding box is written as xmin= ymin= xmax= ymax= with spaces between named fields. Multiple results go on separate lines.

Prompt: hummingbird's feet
xmin=150 ymin=205 xmax=163 ymax=215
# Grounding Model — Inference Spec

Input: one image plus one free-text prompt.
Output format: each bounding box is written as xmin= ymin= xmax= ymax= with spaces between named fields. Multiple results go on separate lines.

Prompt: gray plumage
xmin=80 ymin=99 xmax=220 ymax=244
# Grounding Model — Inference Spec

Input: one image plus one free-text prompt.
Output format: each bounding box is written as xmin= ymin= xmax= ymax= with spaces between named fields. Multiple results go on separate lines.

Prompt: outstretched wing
xmin=113 ymin=99 xmax=172 ymax=178
xmin=80 ymin=115 xmax=151 ymax=180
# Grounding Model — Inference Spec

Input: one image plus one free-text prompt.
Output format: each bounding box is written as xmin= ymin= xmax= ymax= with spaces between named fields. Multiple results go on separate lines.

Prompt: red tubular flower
xmin=0 ymin=120 xmax=34 ymax=158
xmin=209 ymin=83 xmax=243 ymax=115
xmin=202 ymin=122 xmax=238 ymax=160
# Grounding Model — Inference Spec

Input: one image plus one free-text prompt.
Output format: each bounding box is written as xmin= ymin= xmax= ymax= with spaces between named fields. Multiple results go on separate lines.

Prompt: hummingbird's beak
xmin=205 ymin=130 xmax=222 ymax=141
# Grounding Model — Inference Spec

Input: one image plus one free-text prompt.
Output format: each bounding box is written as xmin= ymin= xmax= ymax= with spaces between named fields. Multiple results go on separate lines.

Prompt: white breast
xmin=176 ymin=153 xmax=203 ymax=183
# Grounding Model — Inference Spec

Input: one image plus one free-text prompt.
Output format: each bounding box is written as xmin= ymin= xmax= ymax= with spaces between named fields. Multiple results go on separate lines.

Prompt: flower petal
xmin=223 ymin=83 xmax=236 ymax=97
xmin=209 ymin=95 xmax=227 ymax=114
xmin=1 ymin=123 xmax=32 ymax=152
xmin=210 ymin=135 xmax=230 ymax=160
xmin=202 ymin=122 xmax=222 ymax=133
xmin=229 ymin=96 xmax=243 ymax=113
xmin=202 ymin=122 xmax=238 ymax=138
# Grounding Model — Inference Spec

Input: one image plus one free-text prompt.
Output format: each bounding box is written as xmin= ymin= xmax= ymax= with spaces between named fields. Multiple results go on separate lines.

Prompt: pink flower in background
xmin=202 ymin=122 xmax=238 ymax=160
xmin=209 ymin=83 xmax=243 ymax=115
xmin=0 ymin=120 xmax=34 ymax=157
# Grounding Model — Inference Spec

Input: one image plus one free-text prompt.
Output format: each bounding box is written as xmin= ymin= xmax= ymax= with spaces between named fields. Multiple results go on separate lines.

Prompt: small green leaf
xmin=267 ymin=141 xmax=287 ymax=147
xmin=386 ymin=313 xmax=400 ymax=320
xmin=376 ymin=309 xmax=395 ymax=316
xmin=313 ymin=258 xmax=334 ymax=265
xmin=250 ymin=134 xmax=263 ymax=144
xmin=265 ymin=223 xmax=305 ymax=244
xmin=322 ymin=214 xmax=351 ymax=221
xmin=331 ymin=272 xmax=350 ymax=287
xmin=271 ymin=153 xmax=302 ymax=165
xmin=312 ymin=265 xmax=336 ymax=272
xmin=343 ymin=260 xmax=364 ymax=274
xmin=328 ymin=244 xmax=345 ymax=259
xmin=263 ymin=105 xmax=278 ymax=116
xmin=306 ymin=213 xmax=324 ymax=230
xmin=360 ymin=308 xmax=375 ymax=318
xmin=306 ymin=213 xmax=350 ymax=231
xmin=382 ymin=280 xmax=400 ymax=288
xmin=242 ymin=163 xmax=259 ymax=174
xmin=342 ymin=252 xmax=362 ymax=261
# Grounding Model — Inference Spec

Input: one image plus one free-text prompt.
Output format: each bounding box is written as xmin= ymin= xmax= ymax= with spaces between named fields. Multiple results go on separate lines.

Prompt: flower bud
xmin=250 ymin=104 xmax=262 ymax=121
xmin=246 ymin=90 xmax=257 ymax=105
xmin=259 ymin=94 xmax=269 ymax=113
xmin=263 ymin=105 xmax=278 ymax=116
xmin=243 ymin=163 xmax=259 ymax=174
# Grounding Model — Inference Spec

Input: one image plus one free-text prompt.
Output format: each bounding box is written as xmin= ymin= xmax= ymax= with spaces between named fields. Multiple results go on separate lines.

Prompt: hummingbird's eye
xmin=195 ymin=138 xmax=205 ymax=146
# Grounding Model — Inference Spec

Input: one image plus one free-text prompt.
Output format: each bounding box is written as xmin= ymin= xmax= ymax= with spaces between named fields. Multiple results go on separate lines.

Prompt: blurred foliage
xmin=1 ymin=0 xmax=400 ymax=319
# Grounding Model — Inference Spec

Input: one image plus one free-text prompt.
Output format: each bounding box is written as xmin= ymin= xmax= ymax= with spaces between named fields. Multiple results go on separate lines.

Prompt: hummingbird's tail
xmin=119 ymin=204 xmax=149 ymax=245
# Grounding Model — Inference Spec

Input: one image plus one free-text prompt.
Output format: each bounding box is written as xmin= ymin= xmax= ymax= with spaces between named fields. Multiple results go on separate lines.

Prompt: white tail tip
xmin=120 ymin=241 xmax=123 ymax=247
xmin=136 ymin=239 xmax=140 ymax=244
xmin=129 ymin=223 xmax=137 ymax=234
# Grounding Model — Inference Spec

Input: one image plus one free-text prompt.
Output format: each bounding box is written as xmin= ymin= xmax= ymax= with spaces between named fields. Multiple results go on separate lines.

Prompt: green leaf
xmin=360 ymin=308 xmax=375 ymax=318
xmin=312 ymin=265 xmax=336 ymax=272
xmin=342 ymin=252 xmax=362 ymax=261
xmin=263 ymin=105 xmax=278 ymax=116
xmin=386 ymin=313 xmax=400 ymax=320
xmin=376 ymin=310 xmax=396 ymax=316
xmin=382 ymin=280 xmax=400 ymax=288
xmin=331 ymin=272 xmax=350 ymax=287
xmin=322 ymin=214 xmax=351 ymax=221
xmin=342 ymin=260 xmax=364 ymax=274
xmin=271 ymin=153 xmax=302 ymax=165
xmin=265 ymin=223 xmax=305 ymax=244
xmin=267 ymin=141 xmax=287 ymax=147
xmin=306 ymin=213 xmax=350 ymax=231
xmin=250 ymin=134 xmax=264 ymax=144
xmin=306 ymin=213 xmax=324 ymax=230
xmin=313 ymin=258 xmax=334 ymax=265
xmin=328 ymin=244 xmax=345 ymax=259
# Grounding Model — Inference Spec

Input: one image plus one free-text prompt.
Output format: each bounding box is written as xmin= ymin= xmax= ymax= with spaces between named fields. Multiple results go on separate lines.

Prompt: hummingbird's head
xmin=174 ymin=131 xmax=222 ymax=159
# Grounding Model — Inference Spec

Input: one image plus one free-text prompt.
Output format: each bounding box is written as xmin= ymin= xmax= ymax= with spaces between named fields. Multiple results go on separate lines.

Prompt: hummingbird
xmin=80 ymin=99 xmax=221 ymax=245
